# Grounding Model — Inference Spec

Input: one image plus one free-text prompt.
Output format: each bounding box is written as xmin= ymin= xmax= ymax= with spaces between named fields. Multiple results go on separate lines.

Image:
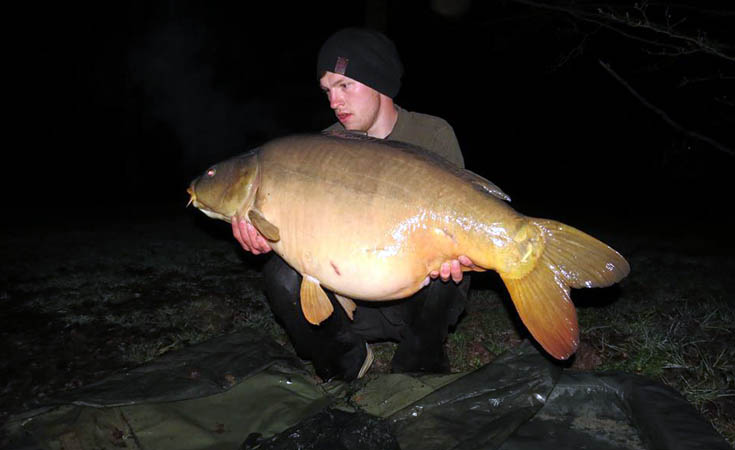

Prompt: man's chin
xmin=342 ymin=123 xmax=364 ymax=132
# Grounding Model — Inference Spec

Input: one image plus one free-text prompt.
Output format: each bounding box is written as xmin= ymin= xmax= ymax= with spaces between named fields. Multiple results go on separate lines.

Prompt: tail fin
xmin=501 ymin=219 xmax=630 ymax=360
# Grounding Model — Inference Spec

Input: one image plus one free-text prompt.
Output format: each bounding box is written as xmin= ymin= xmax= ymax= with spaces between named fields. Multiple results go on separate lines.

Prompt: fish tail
xmin=500 ymin=219 xmax=630 ymax=359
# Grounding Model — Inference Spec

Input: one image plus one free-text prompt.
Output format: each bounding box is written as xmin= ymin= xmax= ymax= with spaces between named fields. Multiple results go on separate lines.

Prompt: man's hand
xmin=232 ymin=215 xmax=472 ymax=279
xmin=426 ymin=255 xmax=476 ymax=285
xmin=232 ymin=216 xmax=272 ymax=254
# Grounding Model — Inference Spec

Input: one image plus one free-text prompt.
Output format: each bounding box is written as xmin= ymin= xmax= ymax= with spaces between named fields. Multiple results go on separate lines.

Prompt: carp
xmin=187 ymin=132 xmax=629 ymax=359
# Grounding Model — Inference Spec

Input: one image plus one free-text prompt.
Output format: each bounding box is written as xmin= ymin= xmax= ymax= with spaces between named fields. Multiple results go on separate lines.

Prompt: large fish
xmin=187 ymin=132 xmax=629 ymax=359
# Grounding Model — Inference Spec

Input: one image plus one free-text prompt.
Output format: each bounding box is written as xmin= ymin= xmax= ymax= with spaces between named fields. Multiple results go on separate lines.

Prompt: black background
xmin=7 ymin=1 xmax=734 ymax=227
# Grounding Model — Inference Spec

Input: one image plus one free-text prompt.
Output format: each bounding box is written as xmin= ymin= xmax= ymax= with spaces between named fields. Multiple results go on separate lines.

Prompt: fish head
xmin=187 ymin=150 xmax=260 ymax=222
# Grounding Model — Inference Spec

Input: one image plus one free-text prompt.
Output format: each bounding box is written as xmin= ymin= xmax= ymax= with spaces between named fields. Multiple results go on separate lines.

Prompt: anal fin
xmin=335 ymin=294 xmax=357 ymax=320
xmin=300 ymin=276 xmax=334 ymax=325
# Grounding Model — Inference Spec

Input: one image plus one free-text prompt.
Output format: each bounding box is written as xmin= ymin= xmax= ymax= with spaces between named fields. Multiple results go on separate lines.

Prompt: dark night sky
xmin=8 ymin=1 xmax=734 ymax=226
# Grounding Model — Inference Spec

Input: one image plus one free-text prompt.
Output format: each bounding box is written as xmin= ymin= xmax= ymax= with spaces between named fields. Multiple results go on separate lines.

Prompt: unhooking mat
xmin=2 ymin=329 xmax=730 ymax=450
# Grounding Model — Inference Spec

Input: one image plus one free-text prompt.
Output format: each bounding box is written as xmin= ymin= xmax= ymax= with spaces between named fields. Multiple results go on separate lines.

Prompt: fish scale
xmin=188 ymin=132 xmax=629 ymax=360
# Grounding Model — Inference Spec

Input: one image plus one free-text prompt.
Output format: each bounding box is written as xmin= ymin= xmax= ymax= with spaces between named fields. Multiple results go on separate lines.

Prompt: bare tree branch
xmin=552 ymin=27 xmax=598 ymax=69
xmin=510 ymin=0 xmax=682 ymax=51
xmin=678 ymin=72 xmax=735 ymax=88
xmin=510 ymin=0 xmax=735 ymax=61
xmin=508 ymin=0 xmax=733 ymax=157
xmin=599 ymin=60 xmax=734 ymax=157
xmin=598 ymin=2 xmax=735 ymax=62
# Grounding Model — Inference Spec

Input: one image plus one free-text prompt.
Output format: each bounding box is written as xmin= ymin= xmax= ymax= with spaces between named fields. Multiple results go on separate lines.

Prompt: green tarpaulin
xmin=3 ymin=329 xmax=729 ymax=450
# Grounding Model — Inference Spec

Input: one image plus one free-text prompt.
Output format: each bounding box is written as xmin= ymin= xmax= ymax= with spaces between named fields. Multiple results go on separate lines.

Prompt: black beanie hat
xmin=317 ymin=28 xmax=404 ymax=98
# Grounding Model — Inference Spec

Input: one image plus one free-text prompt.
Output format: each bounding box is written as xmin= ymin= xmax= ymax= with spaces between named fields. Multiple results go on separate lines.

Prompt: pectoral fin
xmin=248 ymin=209 xmax=280 ymax=241
xmin=335 ymin=294 xmax=357 ymax=320
xmin=300 ymin=276 xmax=334 ymax=325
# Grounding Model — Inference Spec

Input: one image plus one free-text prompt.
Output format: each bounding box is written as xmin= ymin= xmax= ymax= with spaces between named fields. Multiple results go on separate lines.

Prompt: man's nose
xmin=328 ymin=91 xmax=343 ymax=109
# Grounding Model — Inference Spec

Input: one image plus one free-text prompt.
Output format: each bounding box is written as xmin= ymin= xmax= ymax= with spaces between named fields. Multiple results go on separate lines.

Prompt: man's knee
xmin=390 ymin=276 xmax=471 ymax=374
xmin=263 ymin=255 xmax=301 ymax=306
xmin=416 ymin=275 xmax=470 ymax=327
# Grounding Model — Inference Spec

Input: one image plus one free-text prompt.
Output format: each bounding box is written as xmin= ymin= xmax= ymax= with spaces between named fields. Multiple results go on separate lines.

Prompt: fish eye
xmin=206 ymin=168 xmax=216 ymax=177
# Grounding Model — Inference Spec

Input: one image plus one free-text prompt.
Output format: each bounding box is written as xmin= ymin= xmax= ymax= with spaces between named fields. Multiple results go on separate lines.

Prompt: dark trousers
xmin=263 ymin=254 xmax=469 ymax=380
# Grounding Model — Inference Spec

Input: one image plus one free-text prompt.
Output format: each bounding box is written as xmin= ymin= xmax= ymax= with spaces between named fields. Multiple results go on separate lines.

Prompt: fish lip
xmin=186 ymin=186 xmax=195 ymax=207
xmin=185 ymin=187 xmax=229 ymax=219
xmin=186 ymin=183 xmax=207 ymax=210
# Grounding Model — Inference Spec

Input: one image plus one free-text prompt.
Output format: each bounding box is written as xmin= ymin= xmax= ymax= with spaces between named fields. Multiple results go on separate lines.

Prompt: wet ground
xmin=1 ymin=203 xmax=733 ymax=444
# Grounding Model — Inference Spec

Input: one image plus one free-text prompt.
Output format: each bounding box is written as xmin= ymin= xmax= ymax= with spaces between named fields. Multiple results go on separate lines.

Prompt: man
xmin=233 ymin=28 xmax=474 ymax=380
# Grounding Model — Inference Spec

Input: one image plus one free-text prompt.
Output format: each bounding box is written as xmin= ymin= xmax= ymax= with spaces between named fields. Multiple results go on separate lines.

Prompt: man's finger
xmin=231 ymin=217 xmax=241 ymax=240
xmin=451 ymin=259 xmax=463 ymax=283
xmin=245 ymin=223 xmax=262 ymax=254
xmin=439 ymin=262 xmax=451 ymax=281
xmin=458 ymin=255 xmax=475 ymax=268
xmin=421 ymin=276 xmax=431 ymax=287
xmin=255 ymin=233 xmax=272 ymax=253
xmin=232 ymin=218 xmax=250 ymax=251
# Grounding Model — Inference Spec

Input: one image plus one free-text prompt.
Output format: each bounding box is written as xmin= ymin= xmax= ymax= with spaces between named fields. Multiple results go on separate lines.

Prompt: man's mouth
xmin=336 ymin=112 xmax=351 ymax=122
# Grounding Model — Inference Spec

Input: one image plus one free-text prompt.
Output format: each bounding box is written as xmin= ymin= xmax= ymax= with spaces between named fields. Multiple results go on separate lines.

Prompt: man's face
xmin=319 ymin=71 xmax=381 ymax=132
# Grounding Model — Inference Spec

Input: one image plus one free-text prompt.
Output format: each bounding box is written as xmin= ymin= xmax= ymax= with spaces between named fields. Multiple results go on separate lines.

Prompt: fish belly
xmin=264 ymin=193 xmax=442 ymax=300
xmin=253 ymin=134 xmax=517 ymax=300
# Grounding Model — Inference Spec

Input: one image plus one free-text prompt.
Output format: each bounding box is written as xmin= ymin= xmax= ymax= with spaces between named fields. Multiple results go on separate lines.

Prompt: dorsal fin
xmin=322 ymin=129 xmax=370 ymax=140
xmin=458 ymin=169 xmax=511 ymax=202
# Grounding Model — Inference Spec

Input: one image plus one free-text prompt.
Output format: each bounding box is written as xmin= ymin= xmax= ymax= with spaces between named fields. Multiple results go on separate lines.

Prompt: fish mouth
xmin=186 ymin=185 xmax=229 ymax=222
xmin=186 ymin=186 xmax=196 ymax=207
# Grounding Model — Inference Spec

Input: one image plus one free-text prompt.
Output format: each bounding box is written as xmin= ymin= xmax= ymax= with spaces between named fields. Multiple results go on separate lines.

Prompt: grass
xmin=578 ymin=297 xmax=735 ymax=442
xmin=1 ymin=212 xmax=733 ymax=446
xmin=435 ymin=245 xmax=735 ymax=445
